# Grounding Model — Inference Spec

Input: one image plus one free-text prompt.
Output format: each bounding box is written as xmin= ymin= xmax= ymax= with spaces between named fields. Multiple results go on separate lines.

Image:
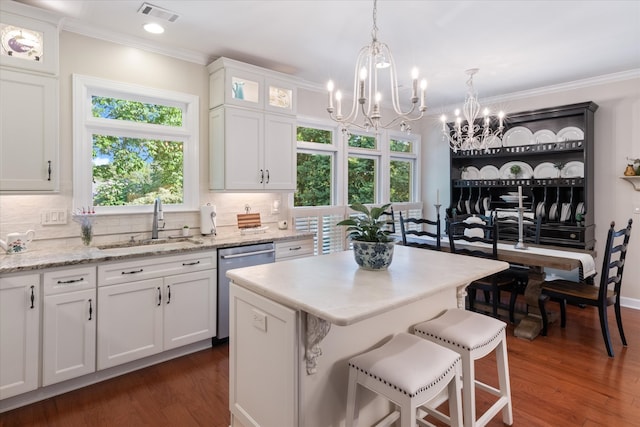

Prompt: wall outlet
xmin=41 ymin=209 xmax=68 ymax=225
xmin=252 ymin=309 xmax=267 ymax=332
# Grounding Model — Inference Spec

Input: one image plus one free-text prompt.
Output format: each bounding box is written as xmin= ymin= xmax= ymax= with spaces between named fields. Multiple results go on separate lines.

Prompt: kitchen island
xmin=227 ymin=245 xmax=509 ymax=427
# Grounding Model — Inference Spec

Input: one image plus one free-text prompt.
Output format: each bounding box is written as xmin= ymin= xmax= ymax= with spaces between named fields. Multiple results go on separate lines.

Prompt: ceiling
xmin=11 ymin=0 xmax=640 ymax=110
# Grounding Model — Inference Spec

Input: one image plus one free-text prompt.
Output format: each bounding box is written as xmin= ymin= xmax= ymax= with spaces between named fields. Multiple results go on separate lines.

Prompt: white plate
xmin=500 ymin=195 xmax=528 ymax=202
xmin=479 ymin=165 xmax=500 ymax=179
xmin=502 ymin=126 xmax=534 ymax=146
xmin=533 ymin=129 xmax=556 ymax=144
xmin=557 ymin=126 xmax=584 ymax=141
xmin=562 ymin=161 xmax=584 ymax=178
xmin=461 ymin=166 xmax=481 ymax=180
xmin=485 ymin=135 xmax=502 ymax=148
xmin=533 ymin=162 xmax=559 ymax=178
xmin=499 ymin=161 xmax=534 ymax=179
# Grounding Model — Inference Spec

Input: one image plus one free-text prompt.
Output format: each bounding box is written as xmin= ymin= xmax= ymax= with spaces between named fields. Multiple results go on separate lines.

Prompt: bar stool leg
xmin=461 ymin=352 xmax=475 ymax=427
xmin=346 ymin=367 xmax=358 ymax=427
xmin=496 ymin=338 xmax=513 ymax=425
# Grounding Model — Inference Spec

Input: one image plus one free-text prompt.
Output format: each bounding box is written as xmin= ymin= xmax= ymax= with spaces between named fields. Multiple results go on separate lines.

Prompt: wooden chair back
xmin=399 ymin=212 xmax=441 ymax=250
xmin=447 ymin=219 xmax=498 ymax=260
xmin=381 ymin=207 xmax=396 ymax=234
xmin=598 ymin=219 xmax=633 ymax=301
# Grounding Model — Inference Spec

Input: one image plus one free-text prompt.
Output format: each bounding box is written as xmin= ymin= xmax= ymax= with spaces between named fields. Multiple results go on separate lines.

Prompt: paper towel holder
xmin=201 ymin=203 xmax=217 ymax=236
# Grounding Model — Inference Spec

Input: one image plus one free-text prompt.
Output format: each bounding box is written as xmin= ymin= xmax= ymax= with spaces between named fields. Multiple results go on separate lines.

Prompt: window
xmin=295 ymin=124 xmax=337 ymax=207
xmin=294 ymin=120 xmax=421 ymax=254
xmin=73 ymin=75 xmax=199 ymax=213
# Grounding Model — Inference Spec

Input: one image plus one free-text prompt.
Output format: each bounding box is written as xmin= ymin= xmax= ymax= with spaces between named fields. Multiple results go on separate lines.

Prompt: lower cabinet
xmin=42 ymin=266 xmax=97 ymax=386
xmin=97 ymin=251 xmax=217 ymax=370
xmin=275 ymin=236 xmax=314 ymax=261
xmin=0 ymin=273 xmax=40 ymax=400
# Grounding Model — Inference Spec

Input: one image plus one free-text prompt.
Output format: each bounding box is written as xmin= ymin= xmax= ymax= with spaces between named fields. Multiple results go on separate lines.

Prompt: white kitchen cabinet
xmin=0 ymin=273 xmax=40 ymax=400
xmin=0 ymin=69 xmax=58 ymax=191
xmin=42 ymin=266 xmax=96 ymax=386
xmin=97 ymin=277 xmax=164 ymax=369
xmin=97 ymin=251 xmax=216 ymax=369
xmin=209 ymin=106 xmax=296 ymax=191
xmin=275 ymin=236 xmax=315 ymax=261
xmin=163 ymin=270 xmax=216 ymax=350
xmin=229 ymin=283 xmax=298 ymax=427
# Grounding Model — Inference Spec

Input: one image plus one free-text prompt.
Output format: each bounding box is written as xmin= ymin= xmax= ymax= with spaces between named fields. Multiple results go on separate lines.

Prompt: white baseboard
xmin=621 ymin=296 xmax=640 ymax=310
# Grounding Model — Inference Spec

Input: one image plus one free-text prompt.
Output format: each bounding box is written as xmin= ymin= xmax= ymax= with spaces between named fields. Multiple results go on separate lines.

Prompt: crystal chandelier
xmin=440 ymin=68 xmax=505 ymax=152
xmin=326 ymin=0 xmax=427 ymax=134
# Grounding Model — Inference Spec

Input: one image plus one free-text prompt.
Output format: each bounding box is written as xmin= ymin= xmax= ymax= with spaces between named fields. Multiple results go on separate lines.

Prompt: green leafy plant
xmin=337 ymin=203 xmax=394 ymax=243
xmin=510 ymin=164 xmax=522 ymax=177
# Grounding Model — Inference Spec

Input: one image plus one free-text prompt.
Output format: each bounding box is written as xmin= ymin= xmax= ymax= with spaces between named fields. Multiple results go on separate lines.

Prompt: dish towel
xmin=509 ymin=244 xmax=596 ymax=278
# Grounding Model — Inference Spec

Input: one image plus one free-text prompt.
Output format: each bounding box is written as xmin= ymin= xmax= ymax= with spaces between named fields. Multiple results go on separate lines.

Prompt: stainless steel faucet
xmin=152 ymin=197 xmax=164 ymax=239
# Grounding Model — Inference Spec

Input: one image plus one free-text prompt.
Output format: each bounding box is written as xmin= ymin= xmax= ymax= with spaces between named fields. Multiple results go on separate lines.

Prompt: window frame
xmin=72 ymin=74 xmax=199 ymax=214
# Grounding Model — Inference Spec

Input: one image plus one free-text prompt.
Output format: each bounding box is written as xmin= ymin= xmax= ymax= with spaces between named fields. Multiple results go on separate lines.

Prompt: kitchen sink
xmin=97 ymin=237 xmax=203 ymax=251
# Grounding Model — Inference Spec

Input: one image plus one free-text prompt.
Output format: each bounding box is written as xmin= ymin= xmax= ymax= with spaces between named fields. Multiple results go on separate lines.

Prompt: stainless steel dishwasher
xmin=215 ymin=242 xmax=275 ymax=341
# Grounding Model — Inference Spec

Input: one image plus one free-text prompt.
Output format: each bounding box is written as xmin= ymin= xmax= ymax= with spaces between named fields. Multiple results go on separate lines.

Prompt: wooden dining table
xmin=404 ymin=235 xmax=596 ymax=340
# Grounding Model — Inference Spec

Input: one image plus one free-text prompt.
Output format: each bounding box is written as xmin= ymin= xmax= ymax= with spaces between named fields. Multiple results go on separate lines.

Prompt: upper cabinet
xmin=449 ymin=102 xmax=598 ymax=249
xmin=0 ymin=3 xmax=60 ymax=192
xmin=207 ymin=57 xmax=298 ymax=192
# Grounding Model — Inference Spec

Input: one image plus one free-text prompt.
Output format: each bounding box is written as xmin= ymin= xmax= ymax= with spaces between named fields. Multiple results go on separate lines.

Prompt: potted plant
xmin=182 ymin=225 xmax=190 ymax=237
xmin=337 ymin=203 xmax=396 ymax=270
xmin=510 ymin=164 xmax=522 ymax=179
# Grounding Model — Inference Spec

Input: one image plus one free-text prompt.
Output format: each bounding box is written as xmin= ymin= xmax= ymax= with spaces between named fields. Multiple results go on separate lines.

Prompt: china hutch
xmin=449 ymin=102 xmax=598 ymax=249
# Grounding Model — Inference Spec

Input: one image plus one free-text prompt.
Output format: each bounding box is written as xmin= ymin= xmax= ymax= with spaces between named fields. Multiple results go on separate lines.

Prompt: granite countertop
xmin=0 ymin=228 xmax=314 ymax=274
xmin=227 ymin=245 xmax=509 ymax=326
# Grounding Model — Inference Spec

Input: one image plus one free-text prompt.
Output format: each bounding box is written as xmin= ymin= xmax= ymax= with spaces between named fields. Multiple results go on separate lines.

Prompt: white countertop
xmin=226 ymin=245 xmax=509 ymax=326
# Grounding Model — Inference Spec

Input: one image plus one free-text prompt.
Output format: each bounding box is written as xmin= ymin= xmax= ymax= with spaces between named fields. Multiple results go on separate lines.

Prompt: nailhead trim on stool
xmin=413 ymin=309 xmax=513 ymax=427
xmin=346 ymin=332 xmax=463 ymax=427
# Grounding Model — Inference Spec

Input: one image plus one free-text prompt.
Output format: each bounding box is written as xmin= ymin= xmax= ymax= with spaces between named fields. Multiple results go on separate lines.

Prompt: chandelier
xmin=440 ymin=68 xmax=505 ymax=153
xmin=326 ymin=0 xmax=427 ymax=134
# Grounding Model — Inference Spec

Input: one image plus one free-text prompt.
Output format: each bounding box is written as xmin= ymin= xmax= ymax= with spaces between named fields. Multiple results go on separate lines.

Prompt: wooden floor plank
xmin=1 ymin=303 xmax=638 ymax=426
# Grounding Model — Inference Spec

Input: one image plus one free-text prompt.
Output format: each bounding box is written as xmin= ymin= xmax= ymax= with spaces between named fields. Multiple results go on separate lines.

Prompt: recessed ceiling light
xmin=143 ymin=23 xmax=164 ymax=34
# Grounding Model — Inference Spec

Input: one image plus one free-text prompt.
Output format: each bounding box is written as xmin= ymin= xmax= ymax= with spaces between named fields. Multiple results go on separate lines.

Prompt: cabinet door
xmin=163 ymin=270 xmax=216 ymax=350
xmin=97 ymin=278 xmax=163 ymax=370
xmin=223 ymin=107 xmax=264 ymax=190
xmin=264 ymin=114 xmax=296 ymax=190
xmin=42 ymin=288 xmax=96 ymax=386
xmin=0 ymin=274 xmax=40 ymax=400
xmin=0 ymin=70 xmax=57 ymax=191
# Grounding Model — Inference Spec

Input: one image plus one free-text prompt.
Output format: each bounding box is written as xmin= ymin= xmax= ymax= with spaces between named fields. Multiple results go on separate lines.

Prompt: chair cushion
xmin=463 ymin=216 xmax=486 ymax=238
xmin=348 ymin=332 xmax=460 ymax=398
xmin=414 ymin=309 xmax=506 ymax=352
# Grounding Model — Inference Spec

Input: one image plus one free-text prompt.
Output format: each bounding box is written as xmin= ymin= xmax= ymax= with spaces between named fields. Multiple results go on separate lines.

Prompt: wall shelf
xmin=620 ymin=176 xmax=640 ymax=191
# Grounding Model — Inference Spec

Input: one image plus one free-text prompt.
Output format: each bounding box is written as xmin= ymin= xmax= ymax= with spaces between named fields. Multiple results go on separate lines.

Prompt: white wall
xmin=420 ymin=75 xmax=640 ymax=303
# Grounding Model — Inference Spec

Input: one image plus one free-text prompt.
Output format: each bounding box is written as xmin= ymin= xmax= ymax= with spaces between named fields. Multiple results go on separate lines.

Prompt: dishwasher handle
xmin=220 ymin=248 xmax=275 ymax=259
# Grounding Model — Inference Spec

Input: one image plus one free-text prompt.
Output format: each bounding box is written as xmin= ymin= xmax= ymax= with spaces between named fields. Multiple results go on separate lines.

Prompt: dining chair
xmin=399 ymin=212 xmax=441 ymax=251
xmin=494 ymin=214 xmax=542 ymax=322
xmin=381 ymin=206 xmax=396 ymax=234
xmin=447 ymin=219 xmax=518 ymax=319
xmin=538 ymin=219 xmax=633 ymax=357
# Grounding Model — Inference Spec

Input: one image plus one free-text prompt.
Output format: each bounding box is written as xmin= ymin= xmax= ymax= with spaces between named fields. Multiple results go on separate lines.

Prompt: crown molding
xmin=61 ymin=18 xmax=210 ymax=65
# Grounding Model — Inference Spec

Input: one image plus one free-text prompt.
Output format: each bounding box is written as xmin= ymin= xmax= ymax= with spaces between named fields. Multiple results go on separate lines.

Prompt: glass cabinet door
xmin=266 ymin=78 xmax=296 ymax=114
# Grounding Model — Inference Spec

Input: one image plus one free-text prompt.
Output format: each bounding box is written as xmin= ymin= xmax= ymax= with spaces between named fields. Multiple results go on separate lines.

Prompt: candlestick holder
xmin=514 ymin=207 xmax=528 ymax=250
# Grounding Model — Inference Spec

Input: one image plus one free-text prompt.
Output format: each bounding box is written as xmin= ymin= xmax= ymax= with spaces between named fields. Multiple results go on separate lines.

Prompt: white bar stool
xmin=346 ymin=332 xmax=463 ymax=427
xmin=413 ymin=309 xmax=513 ymax=427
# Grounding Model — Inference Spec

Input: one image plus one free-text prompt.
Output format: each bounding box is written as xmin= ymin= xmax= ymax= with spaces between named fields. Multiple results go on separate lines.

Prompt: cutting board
xmin=237 ymin=213 xmax=262 ymax=228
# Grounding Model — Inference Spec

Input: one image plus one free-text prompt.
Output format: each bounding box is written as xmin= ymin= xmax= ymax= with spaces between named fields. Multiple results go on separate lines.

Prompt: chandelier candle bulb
xmin=420 ymin=79 xmax=427 ymax=109
xmin=327 ymin=81 xmax=334 ymax=110
xmin=411 ymin=67 xmax=419 ymax=98
xmin=335 ymin=90 xmax=342 ymax=118
xmin=437 ymin=189 xmax=440 ymax=205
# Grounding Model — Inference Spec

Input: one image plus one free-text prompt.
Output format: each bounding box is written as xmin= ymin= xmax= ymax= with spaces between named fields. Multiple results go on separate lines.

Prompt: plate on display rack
xmin=499 ymin=161 xmax=534 ymax=179
xmin=479 ymin=165 xmax=500 ymax=179
xmin=485 ymin=135 xmax=502 ymax=148
xmin=461 ymin=166 xmax=481 ymax=180
xmin=502 ymin=126 xmax=534 ymax=146
xmin=561 ymin=161 xmax=584 ymax=178
xmin=533 ymin=162 xmax=558 ymax=179
xmin=533 ymin=129 xmax=557 ymax=144
xmin=557 ymin=126 xmax=584 ymax=141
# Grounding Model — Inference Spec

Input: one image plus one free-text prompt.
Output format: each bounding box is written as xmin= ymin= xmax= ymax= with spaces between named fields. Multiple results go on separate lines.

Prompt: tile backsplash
xmin=0 ymin=192 xmax=289 ymax=250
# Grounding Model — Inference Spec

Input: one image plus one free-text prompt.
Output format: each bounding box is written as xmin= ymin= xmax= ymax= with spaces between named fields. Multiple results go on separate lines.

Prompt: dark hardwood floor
xmin=1 ymin=303 xmax=639 ymax=427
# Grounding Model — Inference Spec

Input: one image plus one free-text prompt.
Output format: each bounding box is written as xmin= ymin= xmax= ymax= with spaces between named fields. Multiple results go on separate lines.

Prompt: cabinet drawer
xmin=98 ymin=250 xmax=216 ymax=286
xmin=43 ymin=266 xmax=96 ymax=295
xmin=276 ymin=238 xmax=314 ymax=261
